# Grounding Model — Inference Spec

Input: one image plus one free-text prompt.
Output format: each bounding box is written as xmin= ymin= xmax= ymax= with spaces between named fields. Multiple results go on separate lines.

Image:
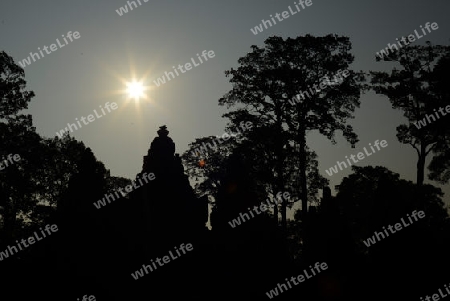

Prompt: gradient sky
xmin=1 ymin=0 xmax=450 ymax=216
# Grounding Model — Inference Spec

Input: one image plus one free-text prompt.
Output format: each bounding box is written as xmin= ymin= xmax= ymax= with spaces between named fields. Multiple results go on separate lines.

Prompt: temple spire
xmin=142 ymin=125 xmax=175 ymax=174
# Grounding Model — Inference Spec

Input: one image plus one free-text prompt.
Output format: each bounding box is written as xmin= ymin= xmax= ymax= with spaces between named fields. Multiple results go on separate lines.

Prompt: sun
xmin=126 ymin=80 xmax=146 ymax=100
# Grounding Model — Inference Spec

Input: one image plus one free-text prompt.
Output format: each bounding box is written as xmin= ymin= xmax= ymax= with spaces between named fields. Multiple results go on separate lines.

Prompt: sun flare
xmin=126 ymin=80 xmax=145 ymax=100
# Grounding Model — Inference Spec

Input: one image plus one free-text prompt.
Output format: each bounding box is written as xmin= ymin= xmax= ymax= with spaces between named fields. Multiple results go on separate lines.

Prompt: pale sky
xmin=1 ymin=0 xmax=449 ymax=213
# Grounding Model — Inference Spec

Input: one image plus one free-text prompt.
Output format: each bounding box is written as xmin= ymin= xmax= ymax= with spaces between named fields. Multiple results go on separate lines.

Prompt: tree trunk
xmin=277 ymin=152 xmax=285 ymax=231
xmin=2 ymin=199 xmax=16 ymax=243
xmin=274 ymin=112 xmax=286 ymax=230
xmin=299 ymin=129 xmax=308 ymax=214
xmin=273 ymin=197 xmax=279 ymax=227
xmin=417 ymin=144 xmax=426 ymax=186
xmin=298 ymin=124 xmax=310 ymax=258
xmin=281 ymin=202 xmax=287 ymax=231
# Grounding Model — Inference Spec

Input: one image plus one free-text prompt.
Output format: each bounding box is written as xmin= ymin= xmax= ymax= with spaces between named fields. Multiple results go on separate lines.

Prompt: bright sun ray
xmin=126 ymin=80 xmax=145 ymax=100
xmin=96 ymin=54 xmax=166 ymax=116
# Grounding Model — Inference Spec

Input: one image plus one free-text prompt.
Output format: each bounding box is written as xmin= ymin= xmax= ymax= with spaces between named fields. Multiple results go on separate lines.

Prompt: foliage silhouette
xmin=371 ymin=42 xmax=450 ymax=186
xmin=219 ymin=35 xmax=365 ymax=229
xmin=1 ymin=33 xmax=450 ymax=300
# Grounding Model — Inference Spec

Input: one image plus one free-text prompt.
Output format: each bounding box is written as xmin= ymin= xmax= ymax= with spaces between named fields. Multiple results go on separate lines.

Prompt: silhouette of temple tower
xmin=141 ymin=125 xmax=176 ymax=175
xmin=132 ymin=125 xmax=208 ymax=252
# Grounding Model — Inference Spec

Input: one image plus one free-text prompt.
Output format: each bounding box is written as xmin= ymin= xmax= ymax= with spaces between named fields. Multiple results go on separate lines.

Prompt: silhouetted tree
xmin=182 ymin=123 xmax=328 ymax=229
xmin=371 ymin=42 xmax=450 ymax=186
xmin=0 ymin=51 xmax=38 ymax=240
xmin=428 ymin=53 xmax=450 ymax=183
xmin=230 ymin=124 xmax=328 ymax=225
xmin=0 ymin=50 xmax=128 ymax=248
xmin=336 ymin=165 xmax=448 ymax=253
xmin=182 ymin=134 xmax=236 ymax=201
xmin=0 ymin=51 xmax=34 ymax=121
xmin=335 ymin=165 xmax=450 ymax=299
xmin=219 ymin=35 xmax=364 ymax=230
